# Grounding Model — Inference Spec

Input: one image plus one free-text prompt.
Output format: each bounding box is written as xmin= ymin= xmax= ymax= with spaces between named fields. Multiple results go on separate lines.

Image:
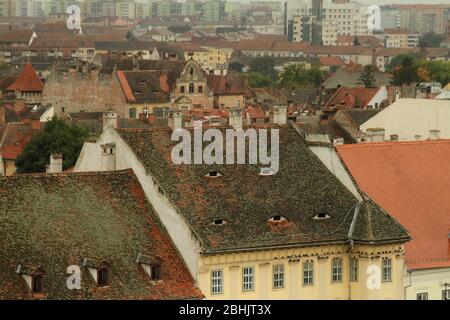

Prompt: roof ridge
xmin=0 ymin=169 xmax=133 ymax=181
xmin=337 ymin=139 xmax=450 ymax=149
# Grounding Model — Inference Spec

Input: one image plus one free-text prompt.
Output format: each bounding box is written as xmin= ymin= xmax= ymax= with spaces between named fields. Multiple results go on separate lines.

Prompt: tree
xmin=278 ymin=64 xmax=325 ymax=89
xmin=249 ymin=57 xmax=277 ymax=80
xmin=229 ymin=62 xmax=244 ymax=73
xmin=247 ymin=72 xmax=274 ymax=88
xmin=16 ymin=117 xmax=89 ymax=173
xmin=359 ymin=65 xmax=378 ymax=88
xmin=353 ymin=36 xmax=361 ymax=46
xmin=390 ymin=54 xmax=419 ymax=85
xmin=418 ymin=32 xmax=446 ymax=48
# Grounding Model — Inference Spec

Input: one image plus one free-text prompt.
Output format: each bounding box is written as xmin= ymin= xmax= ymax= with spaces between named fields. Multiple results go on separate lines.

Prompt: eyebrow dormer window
xmin=259 ymin=167 xmax=276 ymax=176
xmin=205 ymin=171 xmax=222 ymax=178
xmin=150 ymin=264 xmax=161 ymax=281
xmin=16 ymin=265 xmax=46 ymax=295
xmin=213 ymin=219 xmax=228 ymax=226
xmin=268 ymin=215 xmax=288 ymax=222
xmin=314 ymin=212 xmax=331 ymax=220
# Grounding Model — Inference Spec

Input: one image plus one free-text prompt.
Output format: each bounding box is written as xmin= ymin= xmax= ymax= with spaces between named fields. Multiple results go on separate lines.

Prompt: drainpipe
xmin=404 ymin=269 xmax=412 ymax=300
xmin=347 ymin=202 xmax=360 ymax=300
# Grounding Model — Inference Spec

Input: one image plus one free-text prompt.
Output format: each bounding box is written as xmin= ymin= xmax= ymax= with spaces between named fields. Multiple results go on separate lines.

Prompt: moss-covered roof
xmin=0 ymin=170 xmax=202 ymax=300
xmin=116 ymin=125 xmax=409 ymax=254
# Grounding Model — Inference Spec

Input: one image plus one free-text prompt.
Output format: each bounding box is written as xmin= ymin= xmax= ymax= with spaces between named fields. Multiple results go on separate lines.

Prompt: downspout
xmin=347 ymin=201 xmax=361 ymax=300
xmin=404 ymin=268 xmax=412 ymax=300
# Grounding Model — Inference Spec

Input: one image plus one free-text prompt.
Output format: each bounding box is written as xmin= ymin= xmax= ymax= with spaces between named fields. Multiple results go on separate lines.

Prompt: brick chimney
xmin=169 ymin=110 xmax=183 ymax=130
xmin=46 ymin=154 xmax=63 ymax=173
xmin=228 ymin=108 xmax=242 ymax=130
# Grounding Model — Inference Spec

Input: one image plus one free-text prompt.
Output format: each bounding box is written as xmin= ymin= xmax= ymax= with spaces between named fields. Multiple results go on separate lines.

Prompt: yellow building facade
xmin=198 ymin=244 xmax=406 ymax=300
xmin=184 ymin=46 xmax=234 ymax=71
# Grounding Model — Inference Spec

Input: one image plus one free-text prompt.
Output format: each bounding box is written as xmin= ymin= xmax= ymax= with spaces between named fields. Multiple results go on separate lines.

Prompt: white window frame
xmin=417 ymin=292 xmax=428 ymax=300
xmin=273 ymin=264 xmax=284 ymax=289
xmin=303 ymin=260 xmax=314 ymax=286
xmin=332 ymin=257 xmax=343 ymax=282
xmin=211 ymin=269 xmax=223 ymax=294
xmin=382 ymin=258 xmax=392 ymax=282
xmin=242 ymin=267 xmax=254 ymax=292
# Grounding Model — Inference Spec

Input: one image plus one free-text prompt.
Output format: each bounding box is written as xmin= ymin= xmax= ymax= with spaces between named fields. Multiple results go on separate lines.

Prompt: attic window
xmin=189 ymin=67 xmax=194 ymax=76
xmin=133 ymin=91 xmax=142 ymax=95
xmin=136 ymin=253 xmax=163 ymax=281
xmin=83 ymin=259 xmax=110 ymax=287
xmin=268 ymin=215 xmax=288 ymax=222
xmin=205 ymin=171 xmax=222 ymax=178
xmin=139 ymin=80 xmax=147 ymax=86
xmin=259 ymin=167 xmax=276 ymax=176
xmin=97 ymin=268 xmax=109 ymax=287
xmin=314 ymin=212 xmax=331 ymax=220
xmin=213 ymin=219 xmax=228 ymax=226
xmin=32 ymin=275 xmax=44 ymax=293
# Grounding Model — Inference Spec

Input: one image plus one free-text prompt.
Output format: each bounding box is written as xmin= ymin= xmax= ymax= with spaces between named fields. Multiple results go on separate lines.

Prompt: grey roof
xmin=322 ymin=68 xmax=392 ymax=90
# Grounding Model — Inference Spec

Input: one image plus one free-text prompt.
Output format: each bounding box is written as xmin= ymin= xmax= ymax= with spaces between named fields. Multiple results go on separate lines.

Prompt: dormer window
xmin=16 ymin=265 xmax=45 ymax=295
xmin=259 ymin=167 xmax=276 ymax=176
xmin=136 ymin=252 xmax=163 ymax=281
xmin=314 ymin=211 xmax=331 ymax=220
xmin=268 ymin=215 xmax=288 ymax=222
xmin=205 ymin=171 xmax=222 ymax=178
xmin=213 ymin=219 xmax=228 ymax=226
xmin=83 ymin=258 xmax=110 ymax=287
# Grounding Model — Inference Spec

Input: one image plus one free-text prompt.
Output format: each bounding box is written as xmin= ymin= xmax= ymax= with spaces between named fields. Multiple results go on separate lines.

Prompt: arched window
xmin=189 ymin=67 xmax=194 ymax=76
xmin=189 ymin=83 xmax=195 ymax=93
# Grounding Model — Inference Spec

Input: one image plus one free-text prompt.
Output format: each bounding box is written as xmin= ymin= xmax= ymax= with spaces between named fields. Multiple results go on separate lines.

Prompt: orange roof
xmin=116 ymin=70 xmax=136 ymax=103
xmin=319 ymin=56 xmax=345 ymax=67
xmin=325 ymin=87 xmax=381 ymax=109
xmin=7 ymin=63 xmax=44 ymax=92
xmin=337 ymin=141 xmax=450 ymax=270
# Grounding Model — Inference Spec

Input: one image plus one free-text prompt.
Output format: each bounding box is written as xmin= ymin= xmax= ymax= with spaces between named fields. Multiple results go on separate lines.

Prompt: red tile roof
xmin=325 ymin=87 xmax=381 ymax=109
xmin=337 ymin=141 xmax=450 ymax=270
xmin=116 ymin=70 xmax=136 ymax=103
xmin=6 ymin=63 xmax=44 ymax=92
xmin=319 ymin=56 xmax=345 ymax=67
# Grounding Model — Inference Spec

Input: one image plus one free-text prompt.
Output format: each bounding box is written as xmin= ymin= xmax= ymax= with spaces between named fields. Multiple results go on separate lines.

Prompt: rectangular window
xmin=150 ymin=265 xmax=161 ymax=280
xmin=382 ymin=258 xmax=392 ymax=282
xmin=211 ymin=269 xmax=223 ymax=294
xmin=332 ymin=258 xmax=343 ymax=282
xmin=198 ymin=85 xmax=203 ymax=93
xmin=273 ymin=264 xmax=284 ymax=289
xmin=242 ymin=267 xmax=254 ymax=291
xmin=97 ymin=268 xmax=109 ymax=287
xmin=303 ymin=260 xmax=314 ymax=285
xmin=350 ymin=258 xmax=358 ymax=282
xmin=32 ymin=275 xmax=44 ymax=293
xmin=417 ymin=292 xmax=428 ymax=300
xmin=180 ymin=85 xmax=185 ymax=93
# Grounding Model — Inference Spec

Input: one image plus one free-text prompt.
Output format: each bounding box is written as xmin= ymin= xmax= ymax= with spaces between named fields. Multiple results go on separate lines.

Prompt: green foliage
xmin=16 ymin=117 xmax=89 ymax=174
xmin=247 ymin=72 xmax=274 ymax=88
xmin=418 ymin=32 xmax=446 ymax=48
xmin=388 ymin=53 xmax=450 ymax=86
xmin=229 ymin=62 xmax=244 ymax=73
xmin=353 ymin=36 xmax=361 ymax=46
xmin=359 ymin=65 xmax=378 ymax=88
xmin=278 ymin=64 xmax=325 ymax=89
xmin=249 ymin=57 xmax=278 ymax=79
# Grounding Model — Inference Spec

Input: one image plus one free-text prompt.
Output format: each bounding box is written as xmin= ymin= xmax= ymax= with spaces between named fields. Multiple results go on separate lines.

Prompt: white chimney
xmin=103 ymin=109 xmax=118 ymax=131
xmin=169 ymin=110 xmax=183 ymax=130
xmin=429 ymin=129 xmax=441 ymax=140
xmin=228 ymin=108 xmax=242 ymax=130
xmin=365 ymin=128 xmax=385 ymax=143
xmin=272 ymin=105 xmax=287 ymax=125
xmin=47 ymin=154 xmax=63 ymax=173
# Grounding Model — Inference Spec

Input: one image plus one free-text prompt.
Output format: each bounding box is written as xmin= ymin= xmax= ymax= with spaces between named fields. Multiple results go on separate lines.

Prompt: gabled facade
xmin=74 ymin=121 xmax=410 ymax=300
